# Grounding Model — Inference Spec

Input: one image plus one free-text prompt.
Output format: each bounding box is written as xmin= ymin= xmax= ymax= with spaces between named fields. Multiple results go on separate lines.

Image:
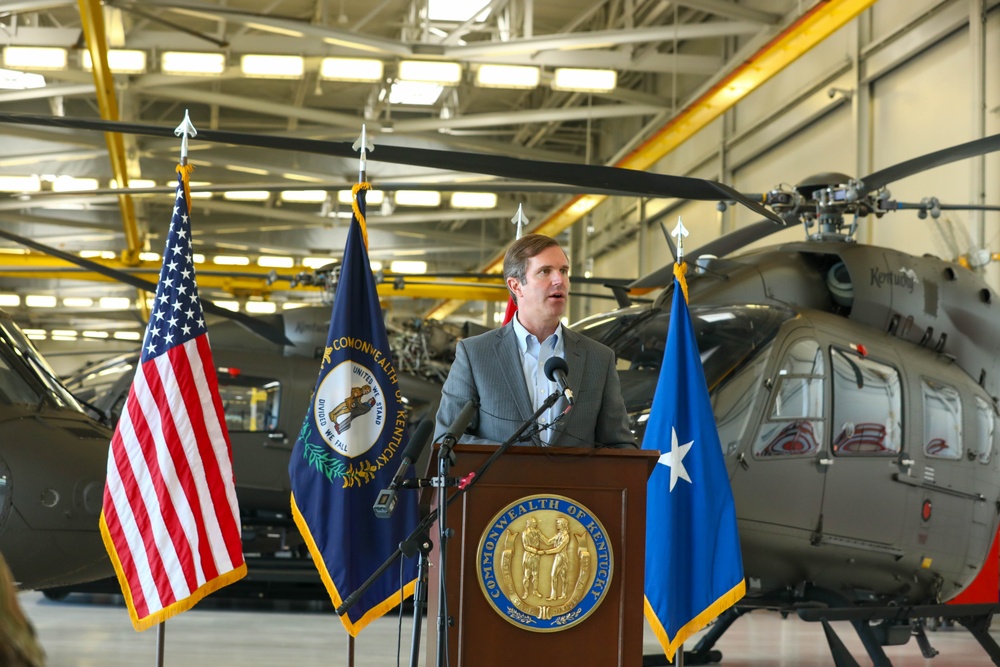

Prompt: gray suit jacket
xmin=434 ymin=323 xmax=636 ymax=448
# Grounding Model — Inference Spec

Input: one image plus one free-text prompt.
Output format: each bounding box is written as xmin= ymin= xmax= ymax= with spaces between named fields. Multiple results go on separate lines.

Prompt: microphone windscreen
xmin=544 ymin=355 xmax=570 ymax=382
xmin=402 ymin=418 xmax=434 ymax=461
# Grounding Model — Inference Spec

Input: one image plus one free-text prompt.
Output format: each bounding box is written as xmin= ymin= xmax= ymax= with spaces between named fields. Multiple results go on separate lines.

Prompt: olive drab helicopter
xmin=0 ymin=308 xmax=114 ymax=591
xmin=3 ymin=113 xmax=1000 ymax=663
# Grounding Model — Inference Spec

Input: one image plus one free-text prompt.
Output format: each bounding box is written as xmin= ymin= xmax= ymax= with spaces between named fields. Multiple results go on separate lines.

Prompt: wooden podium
xmin=425 ymin=445 xmax=658 ymax=667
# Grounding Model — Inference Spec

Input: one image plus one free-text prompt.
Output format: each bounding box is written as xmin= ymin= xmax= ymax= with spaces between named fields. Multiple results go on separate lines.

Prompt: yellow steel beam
xmin=0 ymin=255 xmax=508 ymax=301
xmin=77 ymin=0 xmax=141 ymax=266
xmin=425 ymin=0 xmax=878 ymax=320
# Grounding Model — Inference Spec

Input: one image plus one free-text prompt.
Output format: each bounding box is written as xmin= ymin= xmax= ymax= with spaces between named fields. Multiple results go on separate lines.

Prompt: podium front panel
xmin=426 ymin=445 xmax=657 ymax=667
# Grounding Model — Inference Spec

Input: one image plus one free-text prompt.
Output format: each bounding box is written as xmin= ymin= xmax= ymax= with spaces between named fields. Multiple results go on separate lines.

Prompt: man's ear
xmin=506 ymin=276 xmax=522 ymax=299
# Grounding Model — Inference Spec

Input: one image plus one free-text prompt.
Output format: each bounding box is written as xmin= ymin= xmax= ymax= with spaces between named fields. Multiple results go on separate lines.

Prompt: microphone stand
xmin=335 ymin=388 xmax=566 ymax=667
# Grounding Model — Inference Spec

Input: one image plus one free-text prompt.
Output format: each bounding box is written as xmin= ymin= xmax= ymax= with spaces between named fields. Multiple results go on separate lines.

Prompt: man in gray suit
xmin=434 ymin=234 xmax=635 ymax=448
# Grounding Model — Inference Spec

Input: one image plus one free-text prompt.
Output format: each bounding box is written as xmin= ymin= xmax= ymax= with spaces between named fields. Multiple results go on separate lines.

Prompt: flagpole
xmin=155 ymin=624 xmax=165 ymax=667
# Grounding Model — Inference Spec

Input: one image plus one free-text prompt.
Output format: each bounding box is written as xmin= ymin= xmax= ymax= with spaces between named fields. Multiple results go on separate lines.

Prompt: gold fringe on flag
xmin=674 ymin=261 xmax=689 ymax=304
xmin=176 ymin=162 xmax=195 ymax=212
xmin=351 ymin=182 xmax=371 ymax=249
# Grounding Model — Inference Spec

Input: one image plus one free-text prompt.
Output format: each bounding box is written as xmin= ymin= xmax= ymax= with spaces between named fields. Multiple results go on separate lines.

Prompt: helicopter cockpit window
xmin=216 ymin=374 xmax=281 ymax=433
xmin=974 ymin=396 xmax=994 ymax=464
xmin=921 ymin=378 xmax=962 ymax=460
xmin=831 ymin=348 xmax=902 ymax=456
xmin=0 ymin=352 xmax=42 ymax=405
xmin=0 ymin=320 xmax=81 ymax=410
xmin=753 ymin=339 xmax=824 ymax=457
xmin=571 ymin=304 xmax=794 ymax=445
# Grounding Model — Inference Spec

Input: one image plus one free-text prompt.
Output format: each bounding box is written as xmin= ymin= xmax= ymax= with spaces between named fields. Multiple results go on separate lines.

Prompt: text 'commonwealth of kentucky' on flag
xmin=289 ymin=183 xmax=419 ymax=637
xmin=642 ymin=263 xmax=745 ymax=661
xmin=99 ymin=165 xmax=247 ymax=632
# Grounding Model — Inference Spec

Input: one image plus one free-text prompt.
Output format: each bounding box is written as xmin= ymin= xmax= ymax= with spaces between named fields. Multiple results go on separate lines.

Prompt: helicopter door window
xmin=753 ymin=339 xmax=824 ymax=457
xmin=921 ymin=379 xmax=962 ymax=460
xmin=830 ymin=348 xmax=902 ymax=456
xmin=215 ymin=374 xmax=281 ymax=433
xmin=974 ymin=395 xmax=994 ymax=464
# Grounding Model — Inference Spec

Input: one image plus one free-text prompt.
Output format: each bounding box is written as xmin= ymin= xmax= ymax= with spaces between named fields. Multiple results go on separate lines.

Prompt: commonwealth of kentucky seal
xmin=477 ymin=494 xmax=613 ymax=632
xmin=312 ymin=360 xmax=386 ymax=456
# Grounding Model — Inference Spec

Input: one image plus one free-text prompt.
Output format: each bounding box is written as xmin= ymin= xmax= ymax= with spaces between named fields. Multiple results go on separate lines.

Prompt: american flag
xmin=99 ymin=168 xmax=246 ymax=631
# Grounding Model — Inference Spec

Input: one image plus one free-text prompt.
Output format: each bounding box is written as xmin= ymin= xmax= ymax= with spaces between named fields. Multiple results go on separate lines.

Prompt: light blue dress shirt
xmin=511 ymin=315 xmax=565 ymax=444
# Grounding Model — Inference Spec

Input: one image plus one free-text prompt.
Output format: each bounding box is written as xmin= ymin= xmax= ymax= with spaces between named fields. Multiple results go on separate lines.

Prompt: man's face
xmin=508 ymin=245 xmax=569 ymax=324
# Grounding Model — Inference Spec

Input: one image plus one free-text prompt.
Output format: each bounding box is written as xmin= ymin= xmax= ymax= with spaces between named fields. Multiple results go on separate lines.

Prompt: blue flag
xmin=289 ymin=184 xmax=418 ymax=636
xmin=643 ymin=265 xmax=745 ymax=661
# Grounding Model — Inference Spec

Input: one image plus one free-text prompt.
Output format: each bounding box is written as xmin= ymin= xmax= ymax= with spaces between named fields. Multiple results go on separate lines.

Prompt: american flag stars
xmin=141 ymin=179 xmax=207 ymax=363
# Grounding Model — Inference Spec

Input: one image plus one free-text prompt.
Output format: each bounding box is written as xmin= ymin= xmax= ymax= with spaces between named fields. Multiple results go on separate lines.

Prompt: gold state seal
xmin=477 ymin=494 xmax=613 ymax=632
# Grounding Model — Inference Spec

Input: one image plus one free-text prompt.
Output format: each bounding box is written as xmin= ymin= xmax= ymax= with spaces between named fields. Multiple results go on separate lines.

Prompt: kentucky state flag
xmin=289 ymin=184 xmax=418 ymax=636
xmin=643 ymin=263 xmax=745 ymax=661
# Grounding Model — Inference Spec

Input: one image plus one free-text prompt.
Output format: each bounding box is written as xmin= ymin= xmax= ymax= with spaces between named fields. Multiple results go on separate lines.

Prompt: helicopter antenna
xmin=658 ymin=221 xmax=678 ymax=265
xmin=511 ymin=203 xmax=528 ymax=240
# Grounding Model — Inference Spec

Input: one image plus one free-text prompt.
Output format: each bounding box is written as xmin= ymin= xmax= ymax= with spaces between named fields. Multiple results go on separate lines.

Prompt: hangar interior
xmin=0 ymin=0 xmax=993 ymax=351
xmin=4 ymin=0 xmax=1000 ymax=665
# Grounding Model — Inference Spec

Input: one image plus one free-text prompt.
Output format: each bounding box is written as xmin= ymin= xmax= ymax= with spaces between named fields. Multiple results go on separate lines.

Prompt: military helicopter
xmin=0 ymin=307 xmax=114 ymax=591
xmin=4 ymin=113 xmax=1000 ymax=663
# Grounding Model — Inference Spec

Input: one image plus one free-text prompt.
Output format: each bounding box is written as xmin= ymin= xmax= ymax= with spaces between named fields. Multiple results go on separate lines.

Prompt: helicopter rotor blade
xmin=0 ymin=227 xmax=293 ymax=347
xmin=861 ymin=132 xmax=1000 ymax=193
xmin=0 ymin=111 xmax=783 ymax=225
xmin=629 ymin=219 xmax=788 ymax=290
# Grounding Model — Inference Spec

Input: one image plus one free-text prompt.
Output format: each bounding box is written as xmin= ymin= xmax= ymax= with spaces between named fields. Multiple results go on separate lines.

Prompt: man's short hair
xmin=503 ymin=234 xmax=565 ymax=299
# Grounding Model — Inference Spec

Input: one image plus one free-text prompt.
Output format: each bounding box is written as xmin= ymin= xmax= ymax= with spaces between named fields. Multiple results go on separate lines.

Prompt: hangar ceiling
xmin=0 ymin=0 xmax=856 ymax=339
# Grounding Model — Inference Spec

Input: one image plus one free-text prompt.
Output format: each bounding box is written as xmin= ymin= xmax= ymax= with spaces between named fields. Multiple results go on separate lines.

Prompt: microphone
xmin=372 ymin=418 xmax=433 ymax=519
xmin=441 ymin=399 xmax=479 ymax=447
xmin=544 ymin=356 xmax=574 ymax=405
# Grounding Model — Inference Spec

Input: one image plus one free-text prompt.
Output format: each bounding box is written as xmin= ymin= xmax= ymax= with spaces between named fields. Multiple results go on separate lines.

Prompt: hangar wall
xmin=574 ymin=0 xmax=1000 ymax=323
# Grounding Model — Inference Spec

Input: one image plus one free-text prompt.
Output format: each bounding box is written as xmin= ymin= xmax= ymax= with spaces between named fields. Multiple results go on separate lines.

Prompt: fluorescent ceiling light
xmin=79 ymin=250 xmax=116 ymax=259
xmin=223 ymin=190 xmax=270 ymax=201
xmin=213 ymin=300 xmax=240 ymax=312
xmin=113 ymin=331 xmax=142 ymax=340
xmin=161 ymin=51 xmax=226 ymax=76
xmin=320 ymin=57 xmax=383 ymax=82
xmin=428 ymin=0 xmax=491 ymax=22
xmin=22 ymin=329 xmax=45 ymax=336
xmin=111 ymin=178 xmax=156 ymax=189
xmin=25 ymin=295 xmax=56 ymax=308
xmin=451 ymin=192 xmax=497 ymax=209
xmin=240 ymin=54 xmax=304 ymax=79
xmin=302 ymin=257 xmax=336 ymax=269
xmin=398 ymin=60 xmax=462 ymax=85
xmin=193 ymin=253 xmax=206 ymax=264
xmin=3 ymin=47 xmax=66 ymax=70
xmin=337 ymin=189 xmax=383 ymax=205
xmin=53 ymin=176 xmax=99 ymax=192
xmin=63 ymin=297 xmax=93 ymax=307
xmin=0 ymin=68 xmax=45 ymax=90
xmin=0 ymin=175 xmax=40 ymax=192
xmin=395 ymin=190 xmax=441 ymax=207
xmin=280 ymin=190 xmax=327 ymax=203
xmin=139 ymin=252 xmax=160 ymax=262
xmin=214 ymin=255 xmax=250 ymax=266
xmin=174 ymin=180 xmax=213 ymax=198
xmin=99 ymin=297 xmax=132 ymax=309
xmin=282 ymin=302 xmax=310 ymax=310
xmin=0 ymin=294 xmax=19 ymax=307
xmin=82 ymin=49 xmax=147 ymax=74
xmin=226 ymin=165 xmax=269 ymax=175
xmin=245 ymin=301 xmax=277 ymax=314
xmin=552 ymin=68 xmax=617 ymax=93
xmin=257 ymin=256 xmax=294 ymax=268
xmin=390 ymin=260 xmax=427 ymax=274
xmin=370 ymin=260 xmax=383 ymax=271
xmin=388 ymin=81 xmax=443 ymax=105
xmin=82 ymin=330 xmax=109 ymax=339
xmin=475 ymin=64 xmax=539 ymax=89
xmin=244 ymin=22 xmax=304 ymax=37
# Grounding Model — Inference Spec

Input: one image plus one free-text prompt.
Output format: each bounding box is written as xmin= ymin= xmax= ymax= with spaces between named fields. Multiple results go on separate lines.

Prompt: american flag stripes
xmin=99 ymin=166 xmax=246 ymax=631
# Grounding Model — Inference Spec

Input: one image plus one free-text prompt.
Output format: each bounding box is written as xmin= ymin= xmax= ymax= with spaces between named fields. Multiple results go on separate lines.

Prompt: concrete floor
xmin=17 ymin=589 xmax=1000 ymax=666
